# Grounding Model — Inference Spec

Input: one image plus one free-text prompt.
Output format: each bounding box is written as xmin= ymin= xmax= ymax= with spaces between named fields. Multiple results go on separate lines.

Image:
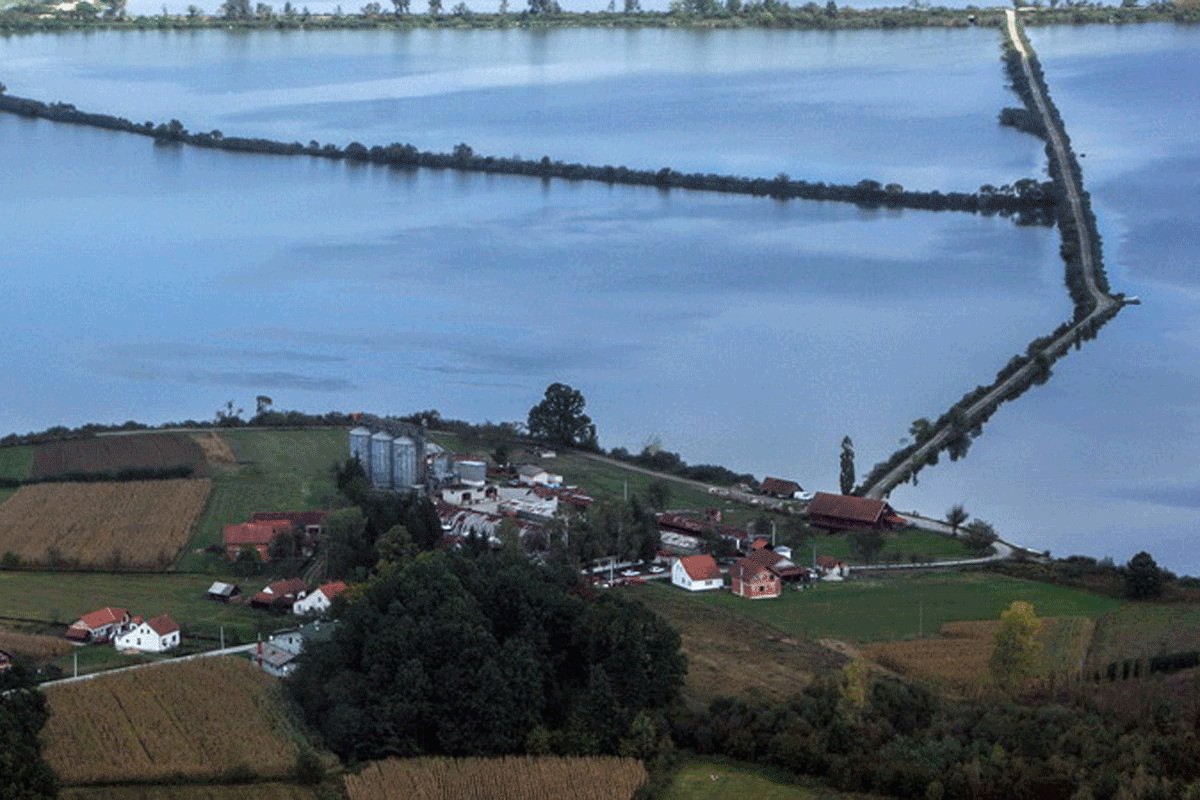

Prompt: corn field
xmin=0 ymin=626 xmax=73 ymax=661
xmin=62 ymin=784 xmax=319 ymax=800
xmin=344 ymin=756 xmax=648 ymax=800
xmin=43 ymin=657 xmax=301 ymax=785
xmin=0 ymin=479 xmax=211 ymax=569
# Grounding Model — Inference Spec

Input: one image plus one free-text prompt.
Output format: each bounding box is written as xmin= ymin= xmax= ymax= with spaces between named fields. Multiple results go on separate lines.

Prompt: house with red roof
xmin=66 ymin=607 xmax=131 ymax=643
xmin=815 ymin=555 xmax=849 ymax=581
xmin=730 ymin=557 xmax=782 ymax=599
xmin=114 ymin=614 xmax=181 ymax=653
xmin=761 ymin=477 xmax=804 ymax=499
xmin=292 ymin=581 xmax=349 ymax=616
xmin=671 ymin=554 xmax=724 ymax=592
xmin=223 ymin=519 xmax=294 ymax=561
xmin=251 ymin=578 xmax=310 ymax=612
xmin=746 ymin=548 xmax=809 ymax=583
xmin=806 ymin=493 xmax=906 ymax=532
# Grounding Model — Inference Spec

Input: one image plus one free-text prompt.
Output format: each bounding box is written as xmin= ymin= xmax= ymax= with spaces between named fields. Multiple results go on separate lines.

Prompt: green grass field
xmin=179 ymin=428 xmax=346 ymax=572
xmin=0 ymin=444 xmax=33 ymax=505
xmin=0 ymin=571 xmax=277 ymax=642
xmin=654 ymin=571 xmax=1122 ymax=643
xmin=802 ymin=528 xmax=975 ymax=565
xmin=1085 ymin=604 xmax=1200 ymax=670
xmin=666 ymin=758 xmax=872 ymax=800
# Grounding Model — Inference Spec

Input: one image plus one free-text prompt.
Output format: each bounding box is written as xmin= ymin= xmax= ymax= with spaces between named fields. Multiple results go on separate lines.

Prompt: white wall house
xmin=114 ymin=614 xmax=181 ymax=653
xmin=671 ymin=555 xmax=724 ymax=592
xmin=517 ymin=465 xmax=563 ymax=487
xmin=292 ymin=581 xmax=349 ymax=616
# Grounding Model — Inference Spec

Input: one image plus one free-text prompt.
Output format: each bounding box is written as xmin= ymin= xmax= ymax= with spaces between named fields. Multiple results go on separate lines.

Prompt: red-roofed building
xmin=223 ymin=520 xmax=294 ymax=561
xmin=293 ymin=581 xmax=349 ymax=616
xmin=115 ymin=614 xmax=181 ymax=653
xmin=730 ymin=557 xmax=782 ymax=599
xmin=807 ymin=493 xmax=905 ymax=532
xmin=251 ymin=579 xmax=310 ymax=612
xmin=671 ymin=555 xmax=724 ymax=592
xmin=250 ymin=511 xmax=327 ymax=533
xmin=761 ymin=477 xmax=803 ymax=499
xmin=815 ymin=555 xmax=849 ymax=581
xmin=747 ymin=548 xmax=809 ymax=583
xmin=751 ymin=537 xmax=770 ymax=551
xmin=66 ymin=607 xmax=131 ymax=643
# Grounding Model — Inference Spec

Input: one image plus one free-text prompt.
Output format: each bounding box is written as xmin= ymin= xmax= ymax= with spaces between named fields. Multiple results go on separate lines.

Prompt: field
xmin=0 ymin=571 xmax=269 ymax=643
xmin=0 ymin=479 xmax=211 ymax=569
xmin=31 ymin=434 xmax=206 ymax=479
xmin=190 ymin=431 xmax=237 ymax=465
xmin=665 ymin=758 xmax=875 ymax=800
xmin=864 ymin=616 xmax=1094 ymax=695
xmin=0 ymin=444 xmax=33 ymax=504
xmin=803 ymin=528 xmax=976 ymax=565
xmin=62 ymin=786 xmax=319 ymax=800
xmin=661 ymin=571 xmax=1122 ymax=643
xmin=180 ymin=429 xmax=345 ymax=571
xmin=0 ymin=625 xmax=74 ymax=661
xmin=344 ymin=757 xmax=646 ymax=800
xmin=42 ymin=657 xmax=304 ymax=785
xmin=1085 ymin=604 xmax=1200 ymax=671
xmin=629 ymin=583 xmax=846 ymax=705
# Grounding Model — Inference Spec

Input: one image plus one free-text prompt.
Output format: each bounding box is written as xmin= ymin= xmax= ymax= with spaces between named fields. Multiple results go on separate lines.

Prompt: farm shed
xmin=207 ymin=581 xmax=241 ymax=602
xmin=115 ymin=614 xmax=181 ymax=653
xmin=292 ymin=581 xmax=349 ymax=616
xmin=516 ymin=464 xmax=562 ymax=487
xmin=671 ymin=555 xmax=724 ymax=592
xmin=222 ymin=519 xmax=293 ymax=561
xmin=66 ymin=607 xmax=131 ymax=644
xmin=760 ymin=476 xmax=804 ymax=498
xmin=730 ymin=558 xmax=782 ymax=599
xmin=816 ymin=556 xmax=849 ymax=581
xmin=806 ymin=493 xmax=906 ymax=532
xmin=251 ymin=579 xmax=309 ymax=612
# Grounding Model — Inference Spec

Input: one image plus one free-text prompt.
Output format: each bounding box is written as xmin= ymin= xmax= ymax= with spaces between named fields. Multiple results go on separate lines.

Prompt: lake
xmin=1 ymin=23 xmax=1196 ymax=572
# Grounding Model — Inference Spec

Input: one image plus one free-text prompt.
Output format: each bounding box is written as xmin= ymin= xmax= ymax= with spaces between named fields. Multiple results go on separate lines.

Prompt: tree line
xmin=0 ymin=90 xmax=1054 ymax=223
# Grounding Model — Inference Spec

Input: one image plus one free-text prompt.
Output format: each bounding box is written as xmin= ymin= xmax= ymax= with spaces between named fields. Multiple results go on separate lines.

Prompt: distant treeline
xmin=0 ymin=90 xmax=1054 ymax=222
xmin=608 ymin=445 xmax=757 ymax=487
xmin=0 ymin=465 xmax=195 ymax=488
xmin=0 ymin=412 xmax=357 ymax=447
xmin=856 ymin=26 xmax=1125 ymax=496
xmin=0 ymin=2 xmax=1196 ymax=34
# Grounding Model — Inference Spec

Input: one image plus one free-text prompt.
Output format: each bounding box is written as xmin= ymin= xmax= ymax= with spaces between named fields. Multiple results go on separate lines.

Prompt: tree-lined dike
xmin=0 ymin=88 xmax=1055 ymax=221
xmin=858 ymin=10 xmax=1126 ymax=499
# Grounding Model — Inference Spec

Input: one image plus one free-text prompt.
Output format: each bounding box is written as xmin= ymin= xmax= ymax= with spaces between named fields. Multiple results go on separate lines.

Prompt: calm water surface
xmin=0 ymin=26 xmax=1041 ymax=189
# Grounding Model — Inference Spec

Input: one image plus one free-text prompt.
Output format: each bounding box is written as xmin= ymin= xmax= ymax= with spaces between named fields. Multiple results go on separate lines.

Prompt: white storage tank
xmin=349 ymin=427 xmax=373 ymax=475
xmin=457 ymin=460 xmax=487 ymax=488
xmin=369 ymin=432 xmax=394 ymax=489
xmin=391 ymin=436 xmax=418 ymax=490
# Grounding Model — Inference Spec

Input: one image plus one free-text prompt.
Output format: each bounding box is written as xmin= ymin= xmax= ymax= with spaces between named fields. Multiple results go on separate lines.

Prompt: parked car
xmin=648 ymin=565 xmax=665 ymax=574
xmin=620 ymin=569 xmax=640 ymax=578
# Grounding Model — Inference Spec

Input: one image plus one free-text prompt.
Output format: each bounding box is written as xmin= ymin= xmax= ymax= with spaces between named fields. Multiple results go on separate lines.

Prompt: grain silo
xmin=391 ymin=436 xmax=418 ymax=491
xmin=349 ymin=427 xmax=373 ymax=475
xmin=370 ymin=431 xmax=394 ymax=489
xmin=457 ymin=460 xmax=487 ymax=488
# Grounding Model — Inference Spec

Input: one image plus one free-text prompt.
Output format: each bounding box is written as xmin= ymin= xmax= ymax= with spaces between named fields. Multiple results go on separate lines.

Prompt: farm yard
xmin=31 ymin=433 xmax=207 ymax=479
xmin=61 ymin=785 xmax=320 ymax=800
xmin=42 ymin=657 xmax=306 ymax=786
xmin=0 ymin=479 xmax=211 ymax=569
xmin=181 ymin=428 xmax=344 ymax=571
xmin=666 ymin=571 xmax=1122 ymax=643
xmin=344 ymin=756 xmax=647 ymax=800
xmin=864 ymin=616 xmax=1095 ymax=696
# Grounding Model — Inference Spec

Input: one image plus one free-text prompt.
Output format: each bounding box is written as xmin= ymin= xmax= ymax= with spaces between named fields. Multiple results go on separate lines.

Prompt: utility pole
xmin=73 ymin=651 xmax=78 ymax=679
xmin=623 ymin=480 xmax=628 ymax=502
xmin=918 ymin=598 xmax=924 ymax=637
xmin=771 ymin=520 xmax=776 ymax=547
xmin=220 ymin=626 xmax=225 ymax=651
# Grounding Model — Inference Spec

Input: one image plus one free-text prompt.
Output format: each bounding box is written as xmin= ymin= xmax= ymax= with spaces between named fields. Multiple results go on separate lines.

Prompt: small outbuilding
xmin=816 ymin=556 xmax=849 ymax=581
xmin=251 ymin=579 xmax=309 ymax=612
xmin=516 ymin=464 xmax=563 ymax=487
xmin=761 ymin=477 xmax=804 ymax=499
xmin=671 ymin=555 xmax=724 ymax=592
xmin=730 ymin=557 xmax=782 ymax=599
xmin=207 ymin=581 xmax=241 ymax=603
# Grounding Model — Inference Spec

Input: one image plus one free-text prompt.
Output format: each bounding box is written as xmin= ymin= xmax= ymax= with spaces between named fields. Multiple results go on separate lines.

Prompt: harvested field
xmin=43 ymin=657 xmax=302 ymax=786
xmin=32 ymin=434 xmax=205 ymax=480
xmin=865 ymin=616 xmax=1093 ymax=696
xmin=1085 ymin=604 xmax=1200 ymax=672
xmin=191 ymin=432 xmax=237 ymax=466
xmin=62 ymin=785 xmax=319 ymax=800
xmin=0 ymin=626 xmax=74 ymax=661
xmin=0 ymin=480 xmax=211 ymax=569
xmin=345 ymin=757 xmax=647 ymax=800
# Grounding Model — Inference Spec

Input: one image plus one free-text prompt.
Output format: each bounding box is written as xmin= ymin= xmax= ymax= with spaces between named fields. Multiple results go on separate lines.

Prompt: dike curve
xmin=859 ymin=10 xmax=1125 ymax=500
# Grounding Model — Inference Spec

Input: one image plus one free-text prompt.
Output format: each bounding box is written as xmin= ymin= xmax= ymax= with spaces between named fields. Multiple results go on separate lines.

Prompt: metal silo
xmin=391 ymin=436 xmax=418 ymax=490
xmin=369 ymin=432 xmax=394 ymax=489
xmin=457 ymin=460 xmax=487 ymax=487
xmin=349 ymin=427 xmax=373 ymax=476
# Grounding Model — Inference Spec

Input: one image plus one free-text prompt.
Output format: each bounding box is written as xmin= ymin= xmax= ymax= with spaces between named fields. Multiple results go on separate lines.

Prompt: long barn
xmin=806 ymin=493 xmax=906 ymax=532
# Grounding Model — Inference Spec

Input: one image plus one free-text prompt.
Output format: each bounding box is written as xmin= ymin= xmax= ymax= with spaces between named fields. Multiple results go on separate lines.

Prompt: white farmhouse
xmin=516 ymin=464 xmax=563 ymax=487
xmin=292 ymin=581 xmax=349 ymax=616
xmin=114 ymin=614 xmax=181 ymax=653
xmin=671 ymin=555 xmax=724 ymax=592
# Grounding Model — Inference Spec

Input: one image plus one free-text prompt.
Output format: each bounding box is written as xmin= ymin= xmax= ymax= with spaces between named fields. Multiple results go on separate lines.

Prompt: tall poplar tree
xmin=839 ymin=436 xmax=855 ymax=495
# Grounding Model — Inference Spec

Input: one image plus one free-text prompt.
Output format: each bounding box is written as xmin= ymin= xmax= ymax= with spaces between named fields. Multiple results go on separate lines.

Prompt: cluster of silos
xmin=348 ymin=425 xmax=423 ymax=492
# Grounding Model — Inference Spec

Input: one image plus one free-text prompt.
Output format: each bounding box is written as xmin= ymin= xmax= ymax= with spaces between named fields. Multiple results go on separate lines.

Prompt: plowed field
xmin=32 ymin=434 xmax=205 ymax=479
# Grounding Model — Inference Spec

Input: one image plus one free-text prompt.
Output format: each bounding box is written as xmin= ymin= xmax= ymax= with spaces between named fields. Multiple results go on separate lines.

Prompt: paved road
xmin=38 ymin=643 xmax=258 ymax=689
xmin=861 ymin=13 xmax=1118 ymax=500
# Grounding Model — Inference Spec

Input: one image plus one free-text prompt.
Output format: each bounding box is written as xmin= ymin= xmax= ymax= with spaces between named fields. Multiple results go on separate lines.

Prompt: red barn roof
xmin=751 ymin=537 xmax=770 ymax=550
xmin=146 ymin=614 xmax=180 ymax=637
xmin=223 ymin=520 xmax=292 ymax=547
xmin=250 ymin=511 xmax=328 ymax=528
xmin=807 ymin=493 xmax=896 ymax=527
xmin=761 ymin=477 xmax=802 ymax=496
xmin=318 ymin=581 xmax=348 ymax=601
xmin=253 ymin=578 xmax=309 ymax=606
xmin=816 ymin=555 xmax=845 ymax=569
xmin=677 ymin=555 xmax=722 ymax=582
xmin=76 ymin=607 xmax=128 ymax=630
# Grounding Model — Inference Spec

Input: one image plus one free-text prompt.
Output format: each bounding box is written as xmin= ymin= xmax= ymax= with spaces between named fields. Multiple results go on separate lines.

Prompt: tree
xmin=962 ymin=519 xmax=998 ymax=554
xmin=645 ymin=479 xmax=671 ymax=512
xmin=945 ymin=504 xmax=969 ymax=535
xmin=839 ymin=436 xmax=855 ymax=495
xmin=623 ymin=0 xmax=639 ymax=10
xmin=1123 ymin=551 xmax=1165 ymax=600
xmin=0 ymin=666 xmax=58 ymax=799
xmin=102 ymin=0 xmax=127 ymax=17
xmin=527 ymin=383 xmax=598 ymax=450
xmin=233 ymin=544 xmax=261 ymax=577
xmin=989 ymin=601 xmax=1041 ymax=693
xmin=376 ymin=524 xmax=417 ymax=566
xmin=268 ymin=527 xmax=300 ymax=562
xmin=391 ymin=0 xmax=409 ymax=12
xmin=426 ymin=0 xmax=440 ymax=14
xmin=215 ymin=399 xmax=245 ymax=426
xmin=849 ymin=529 xmax=885 ymax=564
xmin=325 ymin=507 xmax=374 ymax=580
xmin=492 ymin=444 xmax=510 ymax=467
